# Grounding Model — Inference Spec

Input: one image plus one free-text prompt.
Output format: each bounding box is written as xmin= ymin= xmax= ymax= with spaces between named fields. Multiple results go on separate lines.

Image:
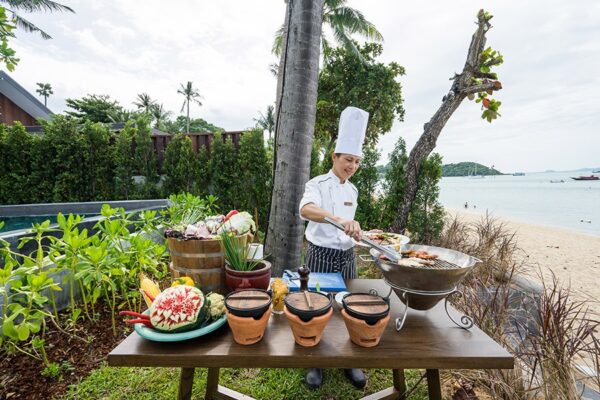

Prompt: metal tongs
xmin=324 ymin=217 xmax=400 ymax=262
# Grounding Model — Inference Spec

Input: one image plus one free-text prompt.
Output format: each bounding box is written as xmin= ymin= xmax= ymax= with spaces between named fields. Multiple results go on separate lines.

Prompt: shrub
xmin=236 ymin=129 xmax=271 ymax=230
xmin=407 ymin=153 xmax=445 ymax=243
xmin=81 ymin=121 xmax=114 ymax=201
xmin=210 ymin=132 xmax=238 ymax=210
xmin=196 ymin=145 xmax=211 ymax=197
xmin=163 ymin=134 xmax=197 ymax=196
xmin=113 ymin=121 xmax=136 ymax=199
xmin=2 ymin=123 xmax=38 ymax=204
xmin=379 ymin=137 xmax=408 ymax=229
xmin=352 ymin=144 xmax=381 ymax=229
xmin=133 ymin=116 xmax=160 ymax=198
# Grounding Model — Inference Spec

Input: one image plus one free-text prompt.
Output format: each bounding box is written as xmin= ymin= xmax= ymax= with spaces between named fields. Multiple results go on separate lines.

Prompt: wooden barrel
xmin=167 ymin=235 xmax=250 ymax=295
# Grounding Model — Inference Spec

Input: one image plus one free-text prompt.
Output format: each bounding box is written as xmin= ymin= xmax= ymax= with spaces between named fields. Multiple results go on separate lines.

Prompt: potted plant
xmin=220 ymin=231 xmax=271 ymax=291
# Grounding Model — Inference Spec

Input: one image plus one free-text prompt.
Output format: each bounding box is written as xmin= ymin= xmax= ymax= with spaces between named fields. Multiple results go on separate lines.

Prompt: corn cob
xmin=139 ymin=273 xmax=161 ymax=308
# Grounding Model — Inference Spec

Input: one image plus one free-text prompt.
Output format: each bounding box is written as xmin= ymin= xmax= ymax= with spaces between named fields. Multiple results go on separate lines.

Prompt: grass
xmin=437 ymin=213 xmax=600 ymax=399
xmin=63 ymin=365 xmax=430 ymax=399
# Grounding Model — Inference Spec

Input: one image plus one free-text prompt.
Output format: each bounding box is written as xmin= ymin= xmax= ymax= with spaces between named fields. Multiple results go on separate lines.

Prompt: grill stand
xmin=369 ymin=286 xmax=474 ymax=332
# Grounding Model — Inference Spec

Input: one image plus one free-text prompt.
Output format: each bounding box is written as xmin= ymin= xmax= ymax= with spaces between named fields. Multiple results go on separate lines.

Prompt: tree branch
xmin=472 ymin=71 xmax=498 ymax=80
xmin=391 ymin=10 xmax=499 ymax=233
xmin=460 ymin=82 xmax=499 ymax=95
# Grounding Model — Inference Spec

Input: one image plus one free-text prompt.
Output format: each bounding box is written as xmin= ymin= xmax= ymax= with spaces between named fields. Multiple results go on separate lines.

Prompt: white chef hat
xmin=334 ymin=106 xmax=369 ymax=158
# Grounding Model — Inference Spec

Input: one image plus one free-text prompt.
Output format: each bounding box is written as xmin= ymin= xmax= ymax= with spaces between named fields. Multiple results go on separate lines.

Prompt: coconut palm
xmin=266 ymin=0 xmax=324 ymax=274
xmin=133 ymin=93 xmax=156 ymax=114
xmin=35 ymin=82 xmax=52 ymax=106
xmin=254 ymin=105 xmax=275 ymax=140
xmin=177 ymin=81 xmax=203 ymax=134
xmin=0 ymin=0 xmax=74 ymax=39
xmin=272 ymin=0 xmax=382 ymax=61
xmin=151 ymin=103 xmax=172 ymax=129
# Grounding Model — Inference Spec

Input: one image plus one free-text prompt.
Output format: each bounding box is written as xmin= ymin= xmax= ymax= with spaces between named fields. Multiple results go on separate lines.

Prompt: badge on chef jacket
xmin=344 ymin=202 xmax=353 ymax=206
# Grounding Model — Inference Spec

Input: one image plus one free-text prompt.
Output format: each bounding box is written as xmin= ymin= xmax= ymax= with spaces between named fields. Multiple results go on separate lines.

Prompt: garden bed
xmin=0 ymin=302 xmax=130 ymax=399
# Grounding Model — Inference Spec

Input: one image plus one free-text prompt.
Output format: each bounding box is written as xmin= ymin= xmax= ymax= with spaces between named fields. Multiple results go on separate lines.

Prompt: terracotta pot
xmin=341 ymin=309 xmax=390 ymax=348
xmin=284 ymin=291 xmax=332 ymax=322
xmin=226 ymin=307 xmax=272 ymax=345
xmin=342 ymin=292 xmax=389 ymax=325
xmin=225 ymin=260 xmax=272 ymax=291
xmin=225 ymin=289 xmax=272 ymax=318
xmin=284 ymin=306 xmax=333 ymax=347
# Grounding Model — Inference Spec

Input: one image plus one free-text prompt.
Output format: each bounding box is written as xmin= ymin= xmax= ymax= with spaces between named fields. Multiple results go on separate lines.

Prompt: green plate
xmin=133 ymin=312 xmax=228 ymax=342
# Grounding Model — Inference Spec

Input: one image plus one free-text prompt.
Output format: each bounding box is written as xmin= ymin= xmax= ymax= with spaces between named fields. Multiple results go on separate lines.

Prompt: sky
xmin=8 ymin=0 xmax=600 ymax=173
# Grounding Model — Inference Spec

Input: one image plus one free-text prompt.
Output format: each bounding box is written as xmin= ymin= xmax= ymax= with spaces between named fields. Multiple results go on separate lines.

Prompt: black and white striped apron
xmin=305 ymin=242 xmax=356 ymax=279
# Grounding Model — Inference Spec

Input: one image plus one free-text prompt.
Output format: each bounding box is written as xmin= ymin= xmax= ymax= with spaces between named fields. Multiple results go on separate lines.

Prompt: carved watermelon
xmin=149 ymin=285 xmax=206 ymax=332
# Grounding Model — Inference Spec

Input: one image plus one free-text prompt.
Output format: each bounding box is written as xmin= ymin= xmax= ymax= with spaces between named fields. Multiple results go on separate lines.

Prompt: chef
xmin=298 ymin=106 xmax=369 ymax=390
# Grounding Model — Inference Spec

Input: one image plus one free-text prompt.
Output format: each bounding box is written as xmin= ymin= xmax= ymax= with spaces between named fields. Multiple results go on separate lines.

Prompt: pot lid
xmin=285 ymin=291 xmax=330 ymax=313
xmin=343 ymin=293 xmax=389 ymax=316
xmin=225 ymin=289 xmax=271 ymax=310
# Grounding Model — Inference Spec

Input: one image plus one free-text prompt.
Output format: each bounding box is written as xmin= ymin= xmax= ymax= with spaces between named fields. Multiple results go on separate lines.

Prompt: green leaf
xmin=2 ymin=320 xmax=19 ymax=340
xmin=26 ymin=320 xmax=42 ymax=334
xmin=16 ymin=324 xmax=31 ymax=341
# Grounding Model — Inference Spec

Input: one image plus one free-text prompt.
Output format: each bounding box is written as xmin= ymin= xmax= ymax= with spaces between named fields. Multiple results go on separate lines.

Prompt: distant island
xmin=442 ymin=162 xmax=503 ymax=177
xmin=376 ymin=161 xmax=503 ymax=177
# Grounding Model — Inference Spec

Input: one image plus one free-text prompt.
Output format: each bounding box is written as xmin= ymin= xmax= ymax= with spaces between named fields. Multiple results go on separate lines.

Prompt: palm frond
xmin=1 ymin=0 xmax=74 ymax=13
xmin=272 ymin=23 xmax=285 ymax=56
xmin=331 ymin=24 xmax=367 ymax=63
xmin=326 ymin=6 xmax=383 ymax=41
xmin=321 ymin=36 xmax=333 ymax=62
xmin=9 ymin=12 xmax=51 ymax=39
xmin=323 ymin=0 xmax=347 ymax=13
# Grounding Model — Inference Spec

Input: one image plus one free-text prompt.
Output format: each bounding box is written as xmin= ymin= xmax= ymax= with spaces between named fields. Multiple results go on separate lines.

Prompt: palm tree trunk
xmin=186 ymin=101 xmax=190 ymax=134
xmin=274 ymin=1 xmax=291 ymax=126
xmin=265 ymin=0 xmax=324 ymax=275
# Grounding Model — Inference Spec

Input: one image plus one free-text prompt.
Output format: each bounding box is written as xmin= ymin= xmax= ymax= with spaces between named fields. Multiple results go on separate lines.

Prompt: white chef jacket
xmin=299 ymin=170 xmax=358 ymax=251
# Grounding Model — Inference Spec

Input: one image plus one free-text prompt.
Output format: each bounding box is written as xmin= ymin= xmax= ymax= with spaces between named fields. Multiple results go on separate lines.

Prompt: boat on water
xmin=550 ymin=179 xmax=564 ymax=183
xmin=571 ymin=175 xmax=599 ymax=181
xmin=512 ymin=172 xmax=525 ymax=176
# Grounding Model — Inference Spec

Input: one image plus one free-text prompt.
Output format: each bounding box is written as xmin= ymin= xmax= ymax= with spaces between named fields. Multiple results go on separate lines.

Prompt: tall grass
xmin=437 ymin=213 xmax=600 ymax=400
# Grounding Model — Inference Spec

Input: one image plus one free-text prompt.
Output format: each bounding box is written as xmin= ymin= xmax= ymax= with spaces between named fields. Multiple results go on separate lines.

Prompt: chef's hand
xmin=337 ymin=218 xmax=362 ymax=241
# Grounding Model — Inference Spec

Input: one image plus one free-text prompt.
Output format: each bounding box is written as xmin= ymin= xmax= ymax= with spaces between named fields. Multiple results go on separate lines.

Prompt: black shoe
xmin=344 ymin=368 xmax=366 ymax=389
xmin=305 ymin=368 xmax=323 ymax=389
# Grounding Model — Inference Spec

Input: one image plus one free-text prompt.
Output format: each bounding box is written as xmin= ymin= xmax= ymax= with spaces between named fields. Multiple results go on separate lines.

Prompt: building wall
xmin=0 ymin=93 xmax=38 ymax=125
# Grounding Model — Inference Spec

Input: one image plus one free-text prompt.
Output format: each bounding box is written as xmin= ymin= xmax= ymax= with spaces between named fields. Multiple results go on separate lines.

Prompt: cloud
xmin=6 ymin=0 xmax=600 ymax=171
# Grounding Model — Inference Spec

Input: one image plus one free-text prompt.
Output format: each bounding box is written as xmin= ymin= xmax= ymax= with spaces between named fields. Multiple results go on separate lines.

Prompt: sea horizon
xmin=439 ymin=170 xmax=600 ymax=237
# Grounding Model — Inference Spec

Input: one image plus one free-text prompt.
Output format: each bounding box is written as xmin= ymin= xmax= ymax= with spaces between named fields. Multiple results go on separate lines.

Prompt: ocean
xmin=439 ymin=170 xmax=600 ymax=236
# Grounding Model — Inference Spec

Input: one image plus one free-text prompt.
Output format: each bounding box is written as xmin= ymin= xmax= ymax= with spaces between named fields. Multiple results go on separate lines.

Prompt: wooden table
xmin=109 ymin=279 xmax=513 ymax=400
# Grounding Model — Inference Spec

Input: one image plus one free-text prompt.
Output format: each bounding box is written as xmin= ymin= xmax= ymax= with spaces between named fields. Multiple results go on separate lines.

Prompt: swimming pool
xmin=0 ymin=214 xmax=99 ymax=233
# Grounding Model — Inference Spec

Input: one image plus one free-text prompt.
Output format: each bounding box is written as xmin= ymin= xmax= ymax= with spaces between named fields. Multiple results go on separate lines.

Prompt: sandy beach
xmin=448 ymin=209 xmax=600 ymax=317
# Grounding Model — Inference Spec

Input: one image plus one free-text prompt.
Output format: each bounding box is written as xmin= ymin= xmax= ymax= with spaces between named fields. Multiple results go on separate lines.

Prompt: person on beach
xmin=464 ymin=202 xmax=469 ymax=209
xmin=298 ymin=106 xmax=369 ymax=390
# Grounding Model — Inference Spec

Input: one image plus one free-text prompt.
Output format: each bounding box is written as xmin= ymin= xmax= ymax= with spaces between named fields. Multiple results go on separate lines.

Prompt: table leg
xmin=426 ymin=369 xmax=442 ymax=400
xmin=205 ymin=368 xmax=220 ymax=400
xmin=178 ymin=368 xmax=195 ymax=400
xmin=393 ymin=369 xmax=407 ymax=399
xmin=360 ymin=369 xmax=407 ymax=400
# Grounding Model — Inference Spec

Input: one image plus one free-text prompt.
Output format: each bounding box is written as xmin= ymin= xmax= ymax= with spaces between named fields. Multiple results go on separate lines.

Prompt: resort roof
xmin=0 ymin=71 xmax=53 ymax=121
